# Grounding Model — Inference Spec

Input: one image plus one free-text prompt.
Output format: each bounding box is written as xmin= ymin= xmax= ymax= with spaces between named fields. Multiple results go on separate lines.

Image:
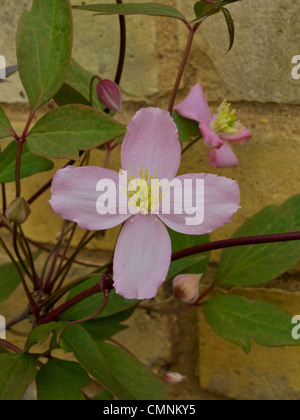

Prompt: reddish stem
xmin=172 ymin=231 xmax=300 ymax=262
xmin=56 ymin=290 xmax=110 ymax=345
xmin=40 ymin=231 xmax=300 ymax=324
xmin=20 ymin=110 xmax=36 ymax=142
xmin=168 ymin=23 xmax=200 ymax=114
xmin=40 ymin=266 xmax=113 ymax=324
xmin=0 ymin=339 xmax=22 ymax=353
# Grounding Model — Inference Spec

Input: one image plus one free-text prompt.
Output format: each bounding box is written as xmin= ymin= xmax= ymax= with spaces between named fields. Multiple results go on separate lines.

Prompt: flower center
xmin=210 ymin=100 xmax=242 ymax=135
xmin=127 ymin=165 xmax=162 ymax=215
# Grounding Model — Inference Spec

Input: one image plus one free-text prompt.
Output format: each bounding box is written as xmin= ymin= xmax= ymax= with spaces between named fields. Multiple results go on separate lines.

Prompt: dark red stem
xmin=172 ymin=231 xmax=300 ymax=262
xmin=40 ymin=266 xmax=113 ymax=324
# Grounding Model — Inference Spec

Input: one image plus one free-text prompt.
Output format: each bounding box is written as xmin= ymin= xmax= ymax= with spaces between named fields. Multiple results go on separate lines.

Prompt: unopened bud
xmin=96 ymin=79 xmax=122 ymax=113
xmin=164 ymin=372 xmax=186 ymax=384
xmin=5 ymin=197 xmax=31 ymax=224
xmin=173 ymin=274 xmax=202 ymax=303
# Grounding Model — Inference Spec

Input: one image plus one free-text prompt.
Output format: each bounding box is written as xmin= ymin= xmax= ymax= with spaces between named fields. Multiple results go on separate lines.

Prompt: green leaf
xmin=0 ymin=108 xmax=14 ymax=140
xmin=0 ymin=142 xmax=54 ymax=183
xmin=216 ymin=195 xmax=300 ymax=287
xmin=0 ymin=354 xmax=37 ymax=400
xmin=169 ymin=229 xmax=210 ymax=277
xmin=97 ymin=341 xmax=168 ymax=400
xmin=24 ymin=322 xmax=59 ymax=352
xmin=16 ymin=0 xmax=73 ymax=110
xmin=193 ymin=0 xmax=242 ymax=25
xmin=82 ymin=310 xmax=134 ymax=342
xmin=221 ymin=7 xmax=235 ymax=52
xmin=27 ymin=105 xmax=126 ymax=159
xmin=221 ymin=0 xmax=242 ymax=5
xmin=61 ymin=325 xmax=168 ymax=400
xmin=204 ymin=295 xmax=300 ymax=353
xmin=0 ymin=262 xmax=23 ymax=303
xmin=172 ymin=111 xmax=201 ymax=142
xmin=167 ymin=255 xmax=207 ymax=281
xmin=60 ymin=325 xmax=118 ymax=395
xmin=65 ymin=59 xmax=93 ymax=101
xmin=93 ymin=390 xmax=114 ymax=400
xmin=36 ymin=358 xmax=90 ymax=400
xmin=53 ymin=84 xmax=90 ymax=107
xmin=192 ymin=1 xmax=220 ymax=24
xmin=194 ymin=1 xmax=218 ymax=19
xmin=169 ymin=229 xmax=210 ymax=253
xmin=73 ymin=3 xmax=187 ymax=23
xmin=54 ymin=59 xmax=104 ymax=110
xmin=61 ymin=277 xmax=137 ymax=321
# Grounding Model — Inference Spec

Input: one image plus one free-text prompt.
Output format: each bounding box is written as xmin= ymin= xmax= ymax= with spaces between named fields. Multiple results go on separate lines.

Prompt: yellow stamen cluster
xmin=210 ymin=100 xmax=242 ymax=135
xmin=127 ymin=165 xmax=162 ymax=215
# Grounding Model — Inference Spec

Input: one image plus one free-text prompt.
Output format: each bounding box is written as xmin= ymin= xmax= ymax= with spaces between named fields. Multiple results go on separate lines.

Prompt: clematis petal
xmin=200 ymin=120 xmax=224 ymax=149
xmin=113 ymin=215 xmax=172 ymax=300
xmin=121 ymin=108 xmax=181 ymax=180
xmin=50 ymin=166 xmax=129 ymax=230
xmin=220 ymin=125 xmax=253 ymax=144
xmin=208 ymin=141 xmax=240 ymax=168
xmin=158 ymin=173 xmax=240 ymax=235
xmin=174 ymin=83 xmax=212 ymax=125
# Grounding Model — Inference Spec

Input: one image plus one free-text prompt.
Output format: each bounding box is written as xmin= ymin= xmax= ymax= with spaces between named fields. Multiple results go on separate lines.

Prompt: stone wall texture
xmin=0 ymin=0 xmax=300 ymax=400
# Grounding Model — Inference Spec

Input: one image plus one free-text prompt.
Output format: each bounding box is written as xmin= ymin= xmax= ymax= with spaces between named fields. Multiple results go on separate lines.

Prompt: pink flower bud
xmin=164 ymin=372 xmax=186 ymax=384
xmin=5 ymin=197 xmax=31 ymax=224
xmin=96 ymin=79 xmax=122 ymax=113
xmin=173 ymin=274 xmax=202 ymax=303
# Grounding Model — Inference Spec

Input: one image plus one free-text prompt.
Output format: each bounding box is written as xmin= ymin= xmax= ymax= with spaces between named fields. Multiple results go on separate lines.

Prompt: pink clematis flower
xmin=174 ymin=83 xmax=252 ymax=168
xmin=50 ymin=108 xmax=240 ymax=300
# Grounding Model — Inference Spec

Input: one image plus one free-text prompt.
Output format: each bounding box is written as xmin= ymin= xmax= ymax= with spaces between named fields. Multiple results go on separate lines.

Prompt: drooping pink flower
xmin=174 ymin=83 xmax=252 ymax=168
xmin=50 ymin=108 xmax=240 ymax=300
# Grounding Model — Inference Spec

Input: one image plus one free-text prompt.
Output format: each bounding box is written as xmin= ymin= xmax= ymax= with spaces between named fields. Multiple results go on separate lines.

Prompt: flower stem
xmin=89 ymin=75 xmax=100 ymax=107
xmin=21 ymin=110 xmax=36 ymax=141
xmin=6 ymin=306 xmax=30 ymax=329
xmin=56 ymin=289 xmax=110 ymax=345
xmin=40 ymin=232 xmax=300 ymax=322
xmin=54 ymin=223 xmax=77 ymax=278
xmin=0 ymin=339 xmax=22 ymax=354
xmin=0 ymin=230 xmax=39 ymax=317
xmin=40 ymin=281 xmax=100 ymax=324
xmin=27 ymin=179 xmax=52 ymax=205
xmin=168 ymin=24 xmax=200 ymax=114
xmin=1 ymin=183 xmax=6 ymax=214
xmin=0 ymin=146 xmax=7 ymax=214
xmin=50 ymin=231 xmax=96 ymax=291
xmin=43 ymin=222 xmax=67 ymax=292
xmin=181 ymin=135 xmax=202 ymax=155
xmin=15 ymin=140 xmax=24 ymax=198
xmin=114 ymin=0 xmax=127 ymax=85
xmin=171 ymin=231 xmax=300 ymax=261
xmin=40 ymin=266 xmax=113 ymax=324
xmin=18 ymin=225 xmax=38 ymax=289
xmin=13 ymin=224 xmax=33 ymax=281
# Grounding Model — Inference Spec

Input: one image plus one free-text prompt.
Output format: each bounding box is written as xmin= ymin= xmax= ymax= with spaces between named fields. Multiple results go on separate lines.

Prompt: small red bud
xmin=96 ymin=79 xmax=122 ymax=113
xmin=173 ymin=274 xmax=202 ymax=303
xmin=164 ymin=372 xmax=186 ymax=384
